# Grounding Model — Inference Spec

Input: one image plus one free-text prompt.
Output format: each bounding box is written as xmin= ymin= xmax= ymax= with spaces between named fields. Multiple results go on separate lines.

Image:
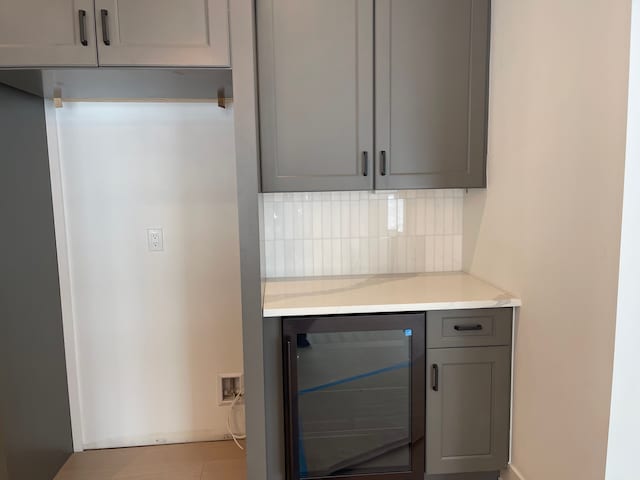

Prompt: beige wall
xmin=464 ymin=1 xmax=632 ymax=479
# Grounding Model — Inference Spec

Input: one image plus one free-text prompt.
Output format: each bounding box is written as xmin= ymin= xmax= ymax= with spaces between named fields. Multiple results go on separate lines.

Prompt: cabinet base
xmin=426 ymin=472 xmax=499 ymax=480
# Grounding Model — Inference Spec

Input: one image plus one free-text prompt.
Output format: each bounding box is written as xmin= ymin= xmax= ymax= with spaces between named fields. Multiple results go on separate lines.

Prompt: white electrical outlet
xmin=147 ymin=228 xmax=164 ymax=252
xmin=218 ymin=373 xmax=244 ymax=405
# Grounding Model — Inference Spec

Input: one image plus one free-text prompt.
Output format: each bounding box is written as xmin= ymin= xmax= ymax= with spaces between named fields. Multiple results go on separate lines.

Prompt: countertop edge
xmin=263 ymin=298 xmax=522 ymax=318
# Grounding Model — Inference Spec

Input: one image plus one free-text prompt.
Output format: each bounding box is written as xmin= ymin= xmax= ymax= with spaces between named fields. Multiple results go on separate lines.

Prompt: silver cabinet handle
xmin=362 ymin=151 xmax=369 ymax=177
xmin=101 ymin=9 xmax=111 ymax=46
xmin=380 ymin=151 xmax=387 ymax=176
xmin=78 ymin=10 xmax=88 ymax=46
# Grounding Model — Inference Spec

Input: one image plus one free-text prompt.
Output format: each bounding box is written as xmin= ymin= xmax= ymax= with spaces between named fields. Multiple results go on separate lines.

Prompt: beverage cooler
xmin=283 ymin=313 xmax=426 ymax=480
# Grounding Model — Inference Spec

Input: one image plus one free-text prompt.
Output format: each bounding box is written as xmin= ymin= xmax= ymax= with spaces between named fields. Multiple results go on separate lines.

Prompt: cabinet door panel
xmin=427 ymin=346 xmax=510 ymax=475
xmin=258 ymin=0 xmax=374 ymax=192
xmin=0 ymin=0 xmax=97 ymax=67
xmin=94 ymin=0 xmax=229 ymax=66
xmin=375 ymin=0 xmax=490 ymax=189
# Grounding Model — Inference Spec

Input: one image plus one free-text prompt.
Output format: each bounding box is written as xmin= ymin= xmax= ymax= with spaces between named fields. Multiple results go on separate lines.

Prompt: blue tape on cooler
xmin=298 ymin=361 xmax=410 ymax=396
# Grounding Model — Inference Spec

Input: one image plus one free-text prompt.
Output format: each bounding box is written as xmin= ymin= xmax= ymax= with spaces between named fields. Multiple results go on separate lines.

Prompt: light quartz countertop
xmin=263 ymin=272 xmax=521 ymax=318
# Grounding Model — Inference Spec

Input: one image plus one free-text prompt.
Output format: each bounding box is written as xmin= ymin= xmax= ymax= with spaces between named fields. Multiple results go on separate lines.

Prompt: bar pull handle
xmin=285 ymin=339 xmax=298 ymax=480
xmin=362 ymin=151 xmax=369 ymax=176
xmin=431 ymin=364 xmax=439 ymax=392
xmin=454 ymin=324 xmax=484 ymax=332
xmin=78 ymin=10 xmax=88 ymax=46
xmin=380 ymin=150 xmax=387 ymax=176
xmin=101 ymin=9 xmax=111 ymax=46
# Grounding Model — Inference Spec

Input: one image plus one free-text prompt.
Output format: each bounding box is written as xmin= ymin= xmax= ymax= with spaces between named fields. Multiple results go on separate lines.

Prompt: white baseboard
xmin=501 ymin=464 xmax=526 ymax=480
xmin=82 ymin=430 xmax=231 ymax=450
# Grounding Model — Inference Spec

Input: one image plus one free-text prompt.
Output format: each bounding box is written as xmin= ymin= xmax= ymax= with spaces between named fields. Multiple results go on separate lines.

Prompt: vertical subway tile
xmin=396 ymin=236 xmax=407 ymax=273
xmin=416 ymin=197 xmax=426 ymax=235
xmin=434 ymin=194 xmax=444 ymax=235
xmin=303 ymin=202 xmax=313 ymax=238
xmin=349 ymin=201 xmax=360 ymax=238
xmin=331 ymin=200 xmax=342 ymax=238
xmin=415 ymin=236 xmax=426 ymax=273
xmin=359 ymin=199 xmax=369 ymax=238
xmin=453 ymin=196 xmax=463 ymax=234
xmin=453 ymin=235 xmax=463 ymax=271
xmin=313 ymin=239 xmax=323 ymax=275
xmin=322 ymin=239 xmax=332 ymax=275
xmin=265 ymin=240 xmax=275 ymax=278
xmin=434 ymin=236 xmax=445 ymax=272
xmin=321 ymin=200 xmax=332 ymax=239
xmin=368 ymin=199 xmax=379 ymax=237
xmin=443 ymin=196 xmax=454 ymax=235
xmin=263 ymin=200 xmax=275 ymax=241
xmin=284 ymin=239 xmax=295 ymax=276
xmin=425 ymin=236 xmax=435 ymax=272
xmin=368 ymin=237 xmax=379 ymax=274
xmin=273 ymin=201 xmax=284 ymax=239
xmin=274 ymin=239 xmax=286 ymax=277
xmin=405 ymin=236 xmax=416 ymax=273
xmin=293 ymin=203 xmax=304 ymax=239
xmin=331 ymin=239 xmax=342 ymax=275
xmin=341 ymin=239 xmax=351 ymax=275
xmin=378 ymin=237 xmax=389 ymax=273
xmin=380 ymin=198 xmax=390 ymax=235
xmin=359 ymin=238 xmax=370 ymax=274
xmin=283 ymin=202 xmax=294 ymax=239
xmin=293 ymin=240 xmax=304 ymax=277
xmin=303 ymin=239 xmax=314 ymax=276
xmin=312 ymin=201 xmax=323 ymax=239
xmin=443 ymin=236 xmax=453 ymax=271
xmin=262 ymin=188 xmax=463 ymax=278
xmin=340 ymin=201 xmax=350 ymax=239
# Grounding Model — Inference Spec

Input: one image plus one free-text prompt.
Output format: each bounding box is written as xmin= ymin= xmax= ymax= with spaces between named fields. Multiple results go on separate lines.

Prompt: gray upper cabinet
xmin=426 ymin=346 xmax=511 ymax=475
xmin=258 ymin=0 xmax=491 ymax=192
xmin=0 ymin=0 xmax=98 ymax=67
xmin=375 ymin=0 xmax=490 ymax=190
xmin=257 ymin=0 xmax=375 ymax=192
xmin=94 ymin=0 xmax=230 ymax=67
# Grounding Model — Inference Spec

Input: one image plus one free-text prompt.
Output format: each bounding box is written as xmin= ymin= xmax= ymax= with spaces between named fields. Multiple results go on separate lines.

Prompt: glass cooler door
xmin=283 ymin=314 xmax=425 ymax=480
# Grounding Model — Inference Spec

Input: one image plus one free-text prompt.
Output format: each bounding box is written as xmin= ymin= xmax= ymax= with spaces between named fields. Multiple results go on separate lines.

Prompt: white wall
xmin=606 ymin=0 xmax=640 ymax=477
xmin=464 ymin=1 xmax=632 ymax=479
xmin=52 ymin=102 xmax=244 ymax=449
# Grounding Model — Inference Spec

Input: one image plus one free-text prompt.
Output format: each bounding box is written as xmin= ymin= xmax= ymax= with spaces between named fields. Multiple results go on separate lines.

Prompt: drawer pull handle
xmin=454 ymin=324 xmax=483 ymax=332
xmin=431 ymin=364 xmax=439 ymax=391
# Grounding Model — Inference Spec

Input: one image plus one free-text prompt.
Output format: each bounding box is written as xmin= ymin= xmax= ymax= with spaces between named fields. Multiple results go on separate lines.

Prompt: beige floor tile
xmin=53 ymin=441 xmax=246 ymax=480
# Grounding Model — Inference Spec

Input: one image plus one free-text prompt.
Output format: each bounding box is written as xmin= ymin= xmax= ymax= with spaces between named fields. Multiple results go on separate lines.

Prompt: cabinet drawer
xmin=427 ymin=309 xmax=512 ymax=348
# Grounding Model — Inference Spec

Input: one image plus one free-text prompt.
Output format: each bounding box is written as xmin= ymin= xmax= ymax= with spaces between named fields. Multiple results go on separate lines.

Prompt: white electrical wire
xmin=226 ymin=392 xmax=246 ymax=450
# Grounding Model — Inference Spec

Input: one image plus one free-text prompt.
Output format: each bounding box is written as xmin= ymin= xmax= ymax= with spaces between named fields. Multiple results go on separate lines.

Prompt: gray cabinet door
xmin=427 ymin=346 xmax=510 ymax=475
xmin=0 ymin=0 xmax=98 ymax=67
xmin=375 ymin=0 xmax=490 ymax=190
xmin=258 ymin=0 xmax=375 ymax=192
xmin=94 ymin=0 xmax=230 ymax=67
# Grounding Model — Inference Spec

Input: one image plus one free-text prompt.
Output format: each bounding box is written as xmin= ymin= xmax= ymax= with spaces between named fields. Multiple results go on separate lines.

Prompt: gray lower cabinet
xmin=94 ymin=0 xmax=230 ymax=67
xmin=426 ymin=346 xmax=511 ymax=475
xmin=0 ymin=0 xmax=98 ymax=67
xmin=257 ymin=0 xmax=375 ymax=192
xmin=257 ymin=0 xmax=490 ymax=193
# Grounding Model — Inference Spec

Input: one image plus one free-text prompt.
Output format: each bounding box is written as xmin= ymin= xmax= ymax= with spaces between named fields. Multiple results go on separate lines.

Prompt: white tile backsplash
xmin=262 ymin=189 xmax=464 ymax=278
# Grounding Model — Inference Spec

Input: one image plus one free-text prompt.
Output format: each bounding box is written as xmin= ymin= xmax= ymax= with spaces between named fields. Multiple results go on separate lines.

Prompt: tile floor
xmin=54 ymin=441 xmax=246 ymax=480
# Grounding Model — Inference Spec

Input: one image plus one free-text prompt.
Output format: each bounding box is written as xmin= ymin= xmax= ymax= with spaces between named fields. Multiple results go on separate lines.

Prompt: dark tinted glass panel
xmin=295 ymin=329 xmax=413 ymax=478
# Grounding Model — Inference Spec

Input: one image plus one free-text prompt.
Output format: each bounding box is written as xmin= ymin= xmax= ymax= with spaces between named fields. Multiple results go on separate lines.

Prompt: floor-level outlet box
xmin=218 ymin=373 xmax=243 ymax=405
